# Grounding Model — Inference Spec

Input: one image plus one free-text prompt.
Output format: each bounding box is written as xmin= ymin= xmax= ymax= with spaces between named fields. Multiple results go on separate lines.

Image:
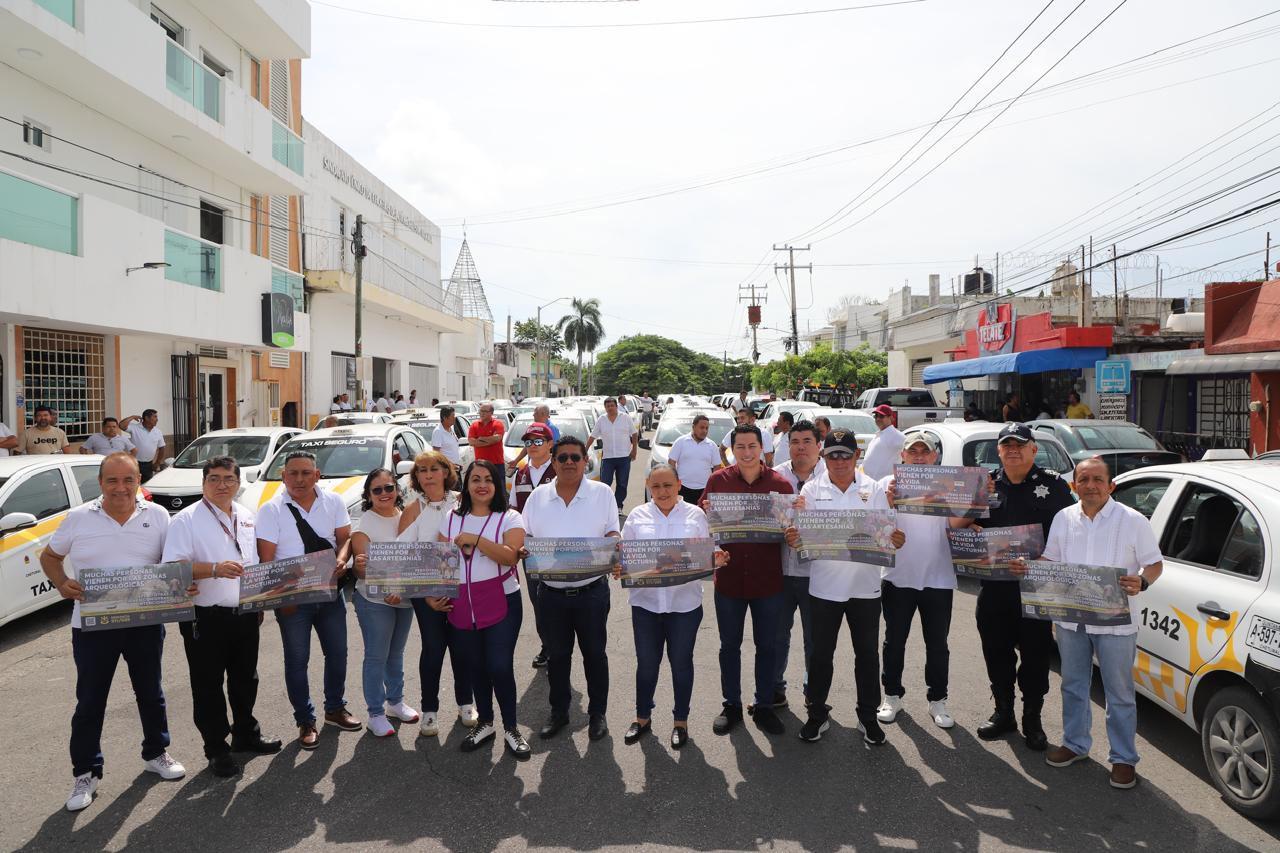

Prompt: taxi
xmin=0 ymin=454 xmax=108 ymax=627
xmin=501 ymin=412 xmax=601 ymax=492
xmin=1112 ymin=456 xmax=1279 ymax=818
xmin=146 ymin=426 xmax=304 ymax=513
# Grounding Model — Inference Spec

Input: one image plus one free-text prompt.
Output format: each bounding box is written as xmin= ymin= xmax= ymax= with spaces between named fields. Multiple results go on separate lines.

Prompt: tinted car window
xmin=264 ymin=437 xmax=387 ymax=480
xmin=173 ymin=435 xmax=271 ymax=468
xmin=504 ymin=417 xmax=589 ymax=447
xmin=1163 ymin=483 xmax=1260 ymax=578
xmin=656 ymin=419 xmax=734 ymax=447
xmin=2 ymin=469 xmax=71 ymax=520
xmin=964 ymin=439 xmax=1073 ymax=475
xmin=1112 ymin=478 xmax=1169 ymax=520
xmin=70 ymin=464 xmax=102 ymax=502
xmin=1073 ymin=425 xmax=1161 ymax=451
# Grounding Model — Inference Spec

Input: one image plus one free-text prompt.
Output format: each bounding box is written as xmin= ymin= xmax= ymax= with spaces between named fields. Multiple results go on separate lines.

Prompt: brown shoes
xmin=1110 ymin=763 xmax=1138 ymax=789
xmin=1045 ymin=745 xmax=1088 ymax=768
xmin=324 ymin=708 xmax=363 ymax=732
xmin=298 ymin=723 xmax=319 ymax=751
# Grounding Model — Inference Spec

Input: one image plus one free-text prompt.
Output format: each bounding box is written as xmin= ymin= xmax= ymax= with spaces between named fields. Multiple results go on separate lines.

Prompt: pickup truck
xmin=852 ymin=387 xmax=962 ymax=429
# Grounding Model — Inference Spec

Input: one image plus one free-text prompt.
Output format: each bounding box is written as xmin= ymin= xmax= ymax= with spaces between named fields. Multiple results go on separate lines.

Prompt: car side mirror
xmin=164 ymin=456 xmax=176 ymax=466
xmin=396 ymin=460 xmax=414 ymax=476
xmin=245 ymin=470 xmax=259 ymax=483
xmin=0 ymin=512 xmax=38 ymax=533
xmin=595 ymin=439 xmax=603 ymax=450
xmin=639 ymin=438 xmax=651 ymax=450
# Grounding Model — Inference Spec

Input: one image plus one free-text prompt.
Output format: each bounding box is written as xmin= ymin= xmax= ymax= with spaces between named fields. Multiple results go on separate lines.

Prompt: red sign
xmin=977 ymin=304 xmax=1015 ymax=354
xmin=747 ymin=305 xmax=762 ymax=326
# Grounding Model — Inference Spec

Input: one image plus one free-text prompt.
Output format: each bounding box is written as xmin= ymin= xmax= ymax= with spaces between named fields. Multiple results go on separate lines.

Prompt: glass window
xmin=656 ymin=419 xmax=733 ymax=447
xmin=1220 ymin=510 xmax=1264 ymax=579
xmin=69 ymin=464 xmax=101 ymax=503
xmin=1163 ymin=484 xmax=1261 ymax=577
xmin=22 ymin=327 xmax=105 ymax=442
xmin=1111 ymin=478 xmax=1169 ymax=520
xmin=963 ymin=438 xmax=1073 ymax=475
xmin=263 ymin=437 xmax=387 ymax=480
xmin=165 ymin=230 xmax=221 ymax=291
xmin=35 ymin=0 xmax=75 ymax=26
xmin=1073 ymin=425 xmax=1161 ymax=451
xmin=1 ymin=469 xmax=70 ymax=520
xmin=172 ymin=435 xmax=271 ymax=468
xmin=272 ymin=266 xmax=306 ymax=313
xmin=0 ymin=171 xmax=77 ymax=255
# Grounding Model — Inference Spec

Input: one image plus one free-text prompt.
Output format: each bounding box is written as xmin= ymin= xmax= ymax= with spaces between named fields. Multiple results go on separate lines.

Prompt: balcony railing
xmin=271 ymin=264 xmax=306 ymax=313
xmin=165 ymin=230 xmax=221 ymax=292
xmin=0 ymin=170 xmax=78 ymax=255
xmin=34 ymin=0 xmax=75 ymax=26
xmin=166 ymin=40 xmax=221 ymax=122
xmin=272 ymin=120 xmax=304 ymax=175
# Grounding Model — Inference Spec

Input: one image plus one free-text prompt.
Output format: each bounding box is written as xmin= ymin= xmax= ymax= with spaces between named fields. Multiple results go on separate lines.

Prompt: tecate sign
xmin=977 ymin=304 xmax=1016 ymax=354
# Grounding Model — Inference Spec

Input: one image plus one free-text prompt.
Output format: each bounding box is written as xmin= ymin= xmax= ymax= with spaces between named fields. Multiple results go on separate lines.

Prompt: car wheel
xmin=1201 ymin=685 xmax=1280 ymax=819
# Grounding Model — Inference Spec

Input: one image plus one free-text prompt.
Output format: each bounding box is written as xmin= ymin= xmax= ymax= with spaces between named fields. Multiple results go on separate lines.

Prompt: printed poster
xmin=620 ymin=538 xmax=715 ymax=588
xmin=894 ymin=465 xmax=992 ymax=519
xmin=366 ymin=541 xmax=461 ymax=599
xmin=238 ymin=549 xmax=339 ymax=612
xmin=1020 ymin=562 xmax=1131 ymax=627
xmin=795 ymin=509 xmax=898 ymax=568
xmin=948 ymin=523 xmax=1044 ymax=581
xmin=706 ymin=492 xmax=793 ymax=544
xmin=523 ymin=538 xmax=618 ymax=582
xmin=79 ymin=562 xmax=194 ymax=631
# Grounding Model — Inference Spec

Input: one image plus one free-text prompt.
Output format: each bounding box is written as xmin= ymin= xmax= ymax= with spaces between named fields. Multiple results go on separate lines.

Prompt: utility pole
xmin=1081 ymin=241 xmax=1092 ymax=327
xmin=723 ymin=351 xmax=728 ymax=389
xmin=1112 ymin=243 xmax=1121 ymax=326
xmin=739 ymin=283 xmax=767 ymax=364
xmin=774 ymin=244 xmax=811 ymax=354
xmin=352 ymin=214 xmax=367 ymax=409
xmin=1266 ymin=231 xmax=1272 ymax=281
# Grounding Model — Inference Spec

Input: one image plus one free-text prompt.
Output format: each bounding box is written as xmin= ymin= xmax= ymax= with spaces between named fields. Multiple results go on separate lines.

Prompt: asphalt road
xmin=2 ymin=446 xmax=1278 ymax=852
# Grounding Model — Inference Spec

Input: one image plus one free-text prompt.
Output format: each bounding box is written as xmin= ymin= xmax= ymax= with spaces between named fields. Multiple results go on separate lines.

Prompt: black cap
xmin=997 ymin=422 xmax=1034 ymax=444
xmin=822 ymin=429 xmax=860 ymax=456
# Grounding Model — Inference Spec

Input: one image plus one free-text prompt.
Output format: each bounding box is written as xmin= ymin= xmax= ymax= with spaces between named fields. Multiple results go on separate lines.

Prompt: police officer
xmin=970 ymin=423 xmax=1073 ymax=750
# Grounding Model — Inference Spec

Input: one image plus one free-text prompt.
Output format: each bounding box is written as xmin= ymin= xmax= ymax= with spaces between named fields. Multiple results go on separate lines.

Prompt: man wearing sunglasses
xmin=862 ymin=404 xmax=905 ymax=481
xmin=513 ymin=423 xmax=558 ymax=670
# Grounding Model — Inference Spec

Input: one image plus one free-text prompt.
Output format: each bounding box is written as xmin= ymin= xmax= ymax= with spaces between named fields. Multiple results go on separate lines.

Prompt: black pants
xmin=881 ymin=581 xmax=952 ymax=702
xmin=541 ymin=578 xmax=610 ymax=718
xmin=179 ymin=607 xmax=262 ymax=758
xmin=807 ymin=596 xmax=881 ymax=725
xmin=976 ymin=580 xmax=1052 ymax=707
xmin=139 ymin=460 xmax=155 ymax=482
xmin=523 ymin=568 xmax=549 ymax=656
xmin=678 ymin=486 xmax=704 ymax=506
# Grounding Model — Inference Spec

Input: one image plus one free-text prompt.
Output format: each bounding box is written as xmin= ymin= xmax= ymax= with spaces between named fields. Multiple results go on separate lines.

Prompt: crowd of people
xmin=39 ymin=403 xmax=1161 ymax=814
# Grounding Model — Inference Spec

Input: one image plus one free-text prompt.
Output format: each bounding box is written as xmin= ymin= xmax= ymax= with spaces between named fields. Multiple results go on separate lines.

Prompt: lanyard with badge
xmin=203 ymin=498 xmax=249 ymax=563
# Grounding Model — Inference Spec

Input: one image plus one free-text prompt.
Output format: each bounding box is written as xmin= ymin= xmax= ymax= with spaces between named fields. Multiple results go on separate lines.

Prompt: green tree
xmin=751 ymin=343 xmax=886 ymax=395
xmin=513 ymin=318 xmax=564 ymax=357
xmin=593 ymin=335 xmax=727 ymax=396
xmin=557 ymin=298 xmax=605 ymax=395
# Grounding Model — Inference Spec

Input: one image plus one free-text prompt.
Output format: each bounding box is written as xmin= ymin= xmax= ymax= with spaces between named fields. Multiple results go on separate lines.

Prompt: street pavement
xmin=2 ymin=445 xmax=1278 ymax=852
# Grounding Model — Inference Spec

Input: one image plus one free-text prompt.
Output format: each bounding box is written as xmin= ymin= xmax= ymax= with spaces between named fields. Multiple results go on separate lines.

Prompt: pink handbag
xmin=446 ymin=512 xmax=514 ymax=631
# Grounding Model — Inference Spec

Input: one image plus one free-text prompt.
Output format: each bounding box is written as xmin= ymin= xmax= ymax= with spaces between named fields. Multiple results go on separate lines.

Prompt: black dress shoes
xmin=624 ymin=721 xmax=651 ymax=744
xmin=539 ymin=713 xmax=570 ymax=740
xmin=231 ymin=735 xmax=284 ymax=754
xmin=670 ymin=726 xmax=690 ymax=750
xmin=588 ymin=715 xmax=609 ymax=741
xmin=209 ymin=753 xmax=240 ymax=778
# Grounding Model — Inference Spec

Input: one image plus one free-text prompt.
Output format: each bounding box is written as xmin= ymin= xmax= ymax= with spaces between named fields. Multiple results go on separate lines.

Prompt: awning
xmin=922 ymin=347 xmax=1109 ymax=382
xmin=1166 ymin=352 xmax=1280 ymax=375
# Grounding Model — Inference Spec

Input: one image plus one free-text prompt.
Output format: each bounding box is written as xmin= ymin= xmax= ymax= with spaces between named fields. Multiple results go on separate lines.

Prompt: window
xmin=150 ymin=5 xmax=182 ymax=43
xmin=201 ymin=52 xmax=230 ymax=80
xmin=22 ymin=120 xmax=50 ymax=152
xmin=199 ymin=201 xmax=225 ymax=245
xmin=0 ymin=170 xmax=77 ymax=255
xmin=1 ymin=469 xmax=70 ymax=521
xmin=392 ymin=433 xmax=415 ymax=466
xmin=69 ymin=465 xmax=101 ymax=503
xmin=23 ymin=328 xmax=105 ymax=442
xmin=272 ymin=266 xmax=306 ymax=314
xmin=249 ymin=57 xmax=262 ymax=102
xmin=1112 ymin=478 xmax=1169 ymax=520
xmin=165 ymin=230 xmax=221 ymax=291
xmin=1220 ymin=510 xmax=1264 ymax=579
xmin=963 ymin=438 xmax=1073 ymax=476
xmin=250 ymin=195 xmax=268 ymax=257
xmin=1163 ymin=483 xmax=1262 ymax=578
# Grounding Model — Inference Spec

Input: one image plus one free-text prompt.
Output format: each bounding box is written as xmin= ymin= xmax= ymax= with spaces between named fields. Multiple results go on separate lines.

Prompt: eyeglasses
xmin=556 ymin=453 xmax=584 ymax=463
xmin=370 ymin=484 xmax=398 ymax=496
xmin=523 ymin=438 xmax=548 ymax=447
xmin=825 ymin=452 xmax=855 ymax=460
xmin=205 ymin=475 xmax=239 ymax=486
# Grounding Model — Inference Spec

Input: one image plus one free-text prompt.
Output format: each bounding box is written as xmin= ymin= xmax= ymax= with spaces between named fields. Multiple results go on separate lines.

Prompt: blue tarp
xmin=922 ymin=347 xmax=1110 ymax=382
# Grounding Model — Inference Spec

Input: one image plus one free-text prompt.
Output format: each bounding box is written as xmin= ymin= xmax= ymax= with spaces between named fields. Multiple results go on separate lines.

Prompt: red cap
xmin=872 ymin=403 xmax=895 ymax=417
xmin=522 ymin=423 xmax=554 ymax=441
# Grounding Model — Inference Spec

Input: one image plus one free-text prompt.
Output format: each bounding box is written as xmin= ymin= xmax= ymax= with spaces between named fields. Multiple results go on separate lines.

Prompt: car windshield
xmin=504 ymin=417 xmax=589 ymax=447
xmin=263 ymin=436 xmax=387 ymax=480
xmin=823 ymin=413 xmax=876 ymax=433
xmin=174 ymin=435 xmax=272 ymax=468
xmin=876 ymin=390 xmax=937 ymax=407
xmin=1073 ymin=425 xmax=1161 ymax=451
xmin=656 ymin=418 xmax=734 ymax=446
xmin=963 ymin=439 xmax=1073 ymax=475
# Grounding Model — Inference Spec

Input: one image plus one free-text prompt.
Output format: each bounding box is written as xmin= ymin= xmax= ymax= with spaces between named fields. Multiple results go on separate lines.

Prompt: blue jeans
xmin=277 ymin=597 xmax=349 ymax=725
xmin=70 ymin=625 xmax=169 ymax=778
xmin=542 ymin=578 xmax=611 ymax=717
xmin=632 ymin=606 xmax=702 ymax=721
xmin=454 ymin=591 xmax=523 ymax=727
xmin=714 ymin=590 xmax=784 ymax=709
xmin=410 ymin=598 xmax=473 ymax=712
xmin=1057 ymin=626 xmax=1139 ymax=765
xmin=774 ymin=575 xmax=813 ymax=698
xmin=353 ymin=593 xmax=414 ymax=717
xmin=599 ymin=456 xmax=632 ymax=510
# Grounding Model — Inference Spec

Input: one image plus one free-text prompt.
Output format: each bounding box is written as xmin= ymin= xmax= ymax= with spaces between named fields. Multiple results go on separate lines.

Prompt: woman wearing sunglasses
xmin=397 ymin=450 xmax=477 ymax=736
xmin=436 ymin=460 xmax=531 ymax=757
xmin=349 ymin=468 xmax=419 ymax=738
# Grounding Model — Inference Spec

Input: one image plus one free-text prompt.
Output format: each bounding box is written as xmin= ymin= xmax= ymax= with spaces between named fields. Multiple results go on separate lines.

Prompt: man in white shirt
xmin=721 ymin=407 xmax=773 ymax=467
xmin=120 ymin=410 xmax=166 ymax=482
xmin=591 ymin=397 xmax=638 ymax=515
xmin=256 ymin=451 xmax=357 ymax=749
xmin=729 ymin=390 xmax=748 ymax=414
xmin=877 ymin=433 xmax=959 ymax=730
xmin=1034 ymin=457 xmax=1162 ymax=790
xmin=861 ymin=404 xmax=905 ymax=480
xmin=0 ymin=419 xmax=18 ymax=456
xmin=522 ymin=435 xmax=621 ymax=742
xmin=771 ymin=411 xmax=794 ymax=468
xmin=339 ymin=393 xmax=353 ymax=412
xmin=79 ymin=418 xmax=136 ymax=457
xmin=40 ymin=453 xmax=185 ymax=812
xmin=667 ymin=414 xmax=722 ymax=505
xmin=784 ymin=430 xmax=904 ymax=746
xmin=163 ymin=455 xmax=281 ymax=777
xmin=771 ymin=420 xmax=825 ymax=709
xmin=431 ymin=406 xmax=463 ymax=469
xmin=392 ymin=394 xmax=408 ymax=411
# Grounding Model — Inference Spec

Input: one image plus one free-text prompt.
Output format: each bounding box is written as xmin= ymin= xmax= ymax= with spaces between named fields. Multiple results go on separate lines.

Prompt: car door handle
xmin=1196 ymin=601 xmax=1231 ymax=621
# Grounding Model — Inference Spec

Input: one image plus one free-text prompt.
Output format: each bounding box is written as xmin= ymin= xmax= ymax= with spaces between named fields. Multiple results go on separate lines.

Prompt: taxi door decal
xmin=256 ymin=482 xmax=282 ymax=508
xmin=1134 ymin=651 xmax=1188 ymax=713
xmin=0 ymin=513 xmax=67 ymax=555
xmin=1171 ymin=605 xmax=1245 ymax=675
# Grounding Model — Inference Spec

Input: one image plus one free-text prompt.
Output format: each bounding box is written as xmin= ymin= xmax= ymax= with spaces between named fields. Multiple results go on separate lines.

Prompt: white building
xmin=301 ymin=121 xmax=466 ymax=420
xmin=0 ymin=0 xmax=311 ymax=452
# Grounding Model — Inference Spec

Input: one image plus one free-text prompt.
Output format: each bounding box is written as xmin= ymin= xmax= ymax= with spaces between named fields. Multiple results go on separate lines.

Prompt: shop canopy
xmin=1166 ymin=352 xmax=1280 ymax=375
xmin=923 ymin=347 xmax=1109 ymax=382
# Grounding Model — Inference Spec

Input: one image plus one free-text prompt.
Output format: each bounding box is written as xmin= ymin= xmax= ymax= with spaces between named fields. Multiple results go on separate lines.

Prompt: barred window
xmin=22 ymin=328 xmax=106 ymax=442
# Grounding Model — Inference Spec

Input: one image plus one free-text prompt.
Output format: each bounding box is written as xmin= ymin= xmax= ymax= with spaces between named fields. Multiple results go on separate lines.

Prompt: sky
xmin=302 ymin=0 xmax=1280 ymax=364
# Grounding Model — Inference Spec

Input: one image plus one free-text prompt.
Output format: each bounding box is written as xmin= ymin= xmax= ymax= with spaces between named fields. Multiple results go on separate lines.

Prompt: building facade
xmin=1 ymin=0 xmax=311 ymax=451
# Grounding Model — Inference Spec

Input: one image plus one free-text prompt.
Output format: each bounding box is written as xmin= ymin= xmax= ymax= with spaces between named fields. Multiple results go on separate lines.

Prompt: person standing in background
xmin=1065 ymin=391 xmax=1093 ymax=419
xmin=861 ymin=405 xmax=904 ymax=480
xmin=667 ymin=414 xmax=722 ymax=506
xmin=80 ymin=418 xmax=136 ymax=457
xmin=121 ymin=410 xmax=165 ymax=481
xmin=21 ymin=405 xmax=70 ymax=455
xmin=771 ymin=411 xmax=794 ymax=468
xmin=0 ymin=417 xmax=16 ymax=456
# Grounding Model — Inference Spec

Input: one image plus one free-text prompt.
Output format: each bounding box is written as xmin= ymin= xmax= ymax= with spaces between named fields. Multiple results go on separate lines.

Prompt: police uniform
xmin=977 ymin=451 xmax=1073 ymax=743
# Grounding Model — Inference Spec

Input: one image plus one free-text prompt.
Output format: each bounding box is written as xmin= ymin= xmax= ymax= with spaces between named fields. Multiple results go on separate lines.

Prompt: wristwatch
xmin=1139 ymin=575 xmax=1150 ymax=592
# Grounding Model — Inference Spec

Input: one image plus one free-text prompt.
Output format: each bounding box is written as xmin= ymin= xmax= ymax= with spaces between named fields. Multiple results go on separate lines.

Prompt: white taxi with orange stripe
xmin=238 ymin=424 xmax=427 ymax=520
xmin=1113 ymin=453 xmax=1280 ymax=819
xmin=0 ymin=455 xmax=110 ymax=627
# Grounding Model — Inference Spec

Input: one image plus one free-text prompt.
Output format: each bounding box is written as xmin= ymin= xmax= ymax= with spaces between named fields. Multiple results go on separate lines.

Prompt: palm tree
xmin=558 ymin=298 xmax=604 ymax=395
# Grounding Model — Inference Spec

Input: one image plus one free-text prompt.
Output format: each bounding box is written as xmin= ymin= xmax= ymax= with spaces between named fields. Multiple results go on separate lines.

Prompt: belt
xmin=540 ymin=576 xmax=606 ymax=596
xmin=195 ymin=604 xmax=241 ymax=613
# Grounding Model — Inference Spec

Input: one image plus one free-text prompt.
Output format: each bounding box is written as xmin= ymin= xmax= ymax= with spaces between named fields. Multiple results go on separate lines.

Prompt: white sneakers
xmin=368 ymin=714 xmax=396 ymax=737
xmin=65 ymin=773 xmax=98 ymax=812
xmin=458 ymin=704 xmax=480 ymax=727
xmin=929 ymin=700 xmax=955 ymax=729
xmin=143 ymin=752 xmax=186 ymax=780
xmin=876 ymin=695 xmax=903 ymax=724
xmin=386 ymin=701 xmax=420 ymax=724
xmin=419 ymin=712 xmax=439 ymax=737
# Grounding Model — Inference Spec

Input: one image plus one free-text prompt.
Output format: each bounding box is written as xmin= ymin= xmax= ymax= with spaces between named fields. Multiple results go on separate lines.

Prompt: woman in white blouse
xmin=397 ymin=450 xmax=477 ymax=736
xmin=436 ymin=460 xmax=530 ymax=758
xmin=621 ymin=464 xmax=728 ymax=749
xmin=349 ymin=468 xmax=420 ymax=738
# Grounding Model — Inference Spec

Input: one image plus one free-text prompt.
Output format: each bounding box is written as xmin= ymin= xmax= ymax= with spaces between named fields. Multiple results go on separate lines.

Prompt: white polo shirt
xmin=729 ymin=397 xmax=747 ymax=413
xmin=127 ymin=423 xmax=166 ymax=463
xmin=772 ymin=431 xmax=791 ymax=466
xmin=162 ymin=499 xmax=257 ymax=608
xmin=431 ymin=424 xmax=462 ymax=465
xmin=48 ymin=496 xmax=170 ymax=628
xmin=256 ymin=487 xmax=352 ymax=559
xmin=722 ymin=427 xmax=773 ymax=454
xmin=521 ymin=478 xmax=619 ymax=588
xmin=668 ymin=434 xmax=720 ymax=490
xmin=622 ymin=500 xmax=711 ymax=614
xmin=799 ymin=469 xmax=890 ymax=601
xmin=878 ymin=473 xmax=954 ymax=590
xmin=0 ymin=421 xmax=12 ymax=457
xmin=592 ymin=413 xmax=637 ymax=460
xmin=1041 ymin=497 xmax=1162 ymax=635
xmin=862 ymin=425 xmax=906 ymax=480
xmin=81 ymin=432 xmax=136 ymax=456
xmin=775 ymin=458 xmax=825 ymax=578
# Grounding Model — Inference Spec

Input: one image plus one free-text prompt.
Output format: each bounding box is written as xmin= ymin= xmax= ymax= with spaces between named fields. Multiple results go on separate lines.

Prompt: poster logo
xmin=977 ymin=304 xmax=1015 ymax=354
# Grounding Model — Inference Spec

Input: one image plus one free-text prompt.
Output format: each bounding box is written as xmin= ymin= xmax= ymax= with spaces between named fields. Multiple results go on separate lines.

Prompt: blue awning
xmin=923 ymin=347 xmax=1110 ymax=382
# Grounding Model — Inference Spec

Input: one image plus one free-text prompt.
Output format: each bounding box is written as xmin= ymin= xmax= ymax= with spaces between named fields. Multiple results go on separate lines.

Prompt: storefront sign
xmin=261 ymin=292 xmax=296 ymax=348
xmin=977 ymin=304 xmax=1016 ymax=354
xmin=1098 ymin=394 xmax=1128 ymax=421
xmin=1095 ymin=360 xmax=1131 ymax=394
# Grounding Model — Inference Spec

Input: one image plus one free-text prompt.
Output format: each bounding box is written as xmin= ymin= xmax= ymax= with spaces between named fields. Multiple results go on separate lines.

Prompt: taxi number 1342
xmin=1140 ymin=608 xmax=1182 ymax=640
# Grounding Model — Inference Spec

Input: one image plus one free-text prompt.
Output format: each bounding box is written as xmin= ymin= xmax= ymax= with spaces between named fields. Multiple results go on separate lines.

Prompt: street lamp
xmin=125 ymin=261 xmax=170 ymax=275
xmin=536 ymin=296 xmax=570 ymax=397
